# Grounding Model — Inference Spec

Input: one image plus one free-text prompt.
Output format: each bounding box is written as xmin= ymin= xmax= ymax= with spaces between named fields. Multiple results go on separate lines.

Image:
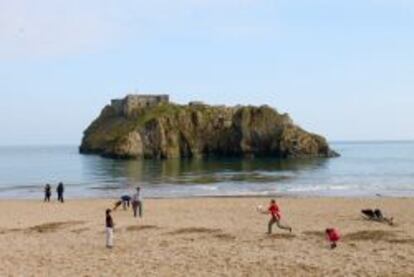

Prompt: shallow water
xmin=0 ymin=142 xmax=413 ymax=198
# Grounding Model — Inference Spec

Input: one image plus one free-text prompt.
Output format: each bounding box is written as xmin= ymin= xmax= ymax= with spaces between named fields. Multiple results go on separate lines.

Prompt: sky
xmin=0 ymin=0 xmax=413 ymax=145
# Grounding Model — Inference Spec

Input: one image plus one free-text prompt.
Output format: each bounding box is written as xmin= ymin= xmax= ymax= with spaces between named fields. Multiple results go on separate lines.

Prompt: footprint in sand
xmin=27 ymin=221 xmax=85 ymax=233
xmin=125 ymin=225 xmax=160 ymax=232
xmin=166 ymin=227 xmax=236 ymax=241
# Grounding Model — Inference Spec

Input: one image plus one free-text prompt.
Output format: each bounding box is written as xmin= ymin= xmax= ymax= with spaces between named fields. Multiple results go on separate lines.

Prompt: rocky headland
xmin=79 ymin=95 xmax=339 ymax=159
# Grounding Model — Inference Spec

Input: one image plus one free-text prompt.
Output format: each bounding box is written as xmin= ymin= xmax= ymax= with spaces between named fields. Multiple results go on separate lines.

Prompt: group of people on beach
xmin=106 ymin=195 xmax=394 ymax=249
xmin=105 ymin=187 xmax=144 ymax=248
xmin=260 ymin=199 xmax=393 ymax=249
xmin=42 ymin=183 xmax=394 ymax=250
xmin=43 ymin=182 xmax=65 ymax=203
xmin=43 ymin=183 xmax=143 ymax=249
xmin=112 ymin=187 xmax=143 ymax=218
xmin=260 ymin=199 xmax=339 ymax=249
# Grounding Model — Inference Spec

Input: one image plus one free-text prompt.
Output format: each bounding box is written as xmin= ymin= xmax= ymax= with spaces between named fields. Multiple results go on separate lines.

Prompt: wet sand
xmin=0 ymin=197 xmax=413 ymax=276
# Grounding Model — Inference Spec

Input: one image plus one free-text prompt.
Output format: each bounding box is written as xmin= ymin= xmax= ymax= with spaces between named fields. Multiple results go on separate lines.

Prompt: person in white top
xmin=132 ymin=187 xmax=143 ymax=218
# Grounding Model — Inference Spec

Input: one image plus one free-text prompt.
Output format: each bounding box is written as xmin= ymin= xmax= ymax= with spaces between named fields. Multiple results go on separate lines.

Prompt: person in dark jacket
xmin=57 ymin=182 xmax=64 ymax=203
xmin=113 ymin=195 xmax=131 ymax=211
xmin=44 ymin=184 xmax=51 ymax=202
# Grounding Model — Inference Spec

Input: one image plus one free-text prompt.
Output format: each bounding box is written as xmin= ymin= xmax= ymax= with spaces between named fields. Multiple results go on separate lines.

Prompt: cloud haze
xmin=0 ymin=0 xmax=258 ymax=59
xmin=0 ymin=0 xmax=413 ymax=144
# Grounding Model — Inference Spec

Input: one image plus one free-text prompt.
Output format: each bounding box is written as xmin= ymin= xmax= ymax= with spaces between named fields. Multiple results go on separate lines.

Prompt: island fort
xmin=111 ymin=94 xmax=169 ymax=116
xmin=80 ymin=93 xmax=338 ymax=159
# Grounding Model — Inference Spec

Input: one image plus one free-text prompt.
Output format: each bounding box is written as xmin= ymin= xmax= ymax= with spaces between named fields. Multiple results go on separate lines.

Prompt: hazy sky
xmin=1 ymin=0 xmax=413 ymax=145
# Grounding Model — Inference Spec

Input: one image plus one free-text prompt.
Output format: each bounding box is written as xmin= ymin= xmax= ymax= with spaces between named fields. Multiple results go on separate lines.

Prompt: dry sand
xmin=0 ymin=197 xmax=413 ymax=276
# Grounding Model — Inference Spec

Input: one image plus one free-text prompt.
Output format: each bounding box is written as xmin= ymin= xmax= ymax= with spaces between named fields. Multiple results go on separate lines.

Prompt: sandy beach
xmin=0 ymin=197 xmax=413 ymax=276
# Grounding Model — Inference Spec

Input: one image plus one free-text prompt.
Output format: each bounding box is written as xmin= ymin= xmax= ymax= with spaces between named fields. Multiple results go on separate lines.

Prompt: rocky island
xmin=79 ymin=94 xmax=339 ymax=159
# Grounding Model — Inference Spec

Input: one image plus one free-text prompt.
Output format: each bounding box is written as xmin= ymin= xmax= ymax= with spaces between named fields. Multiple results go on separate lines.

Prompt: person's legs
xmin=276 ymin=219 xmax=292 ymax=232
xmin=106 ymin=227 xmax=113 ymax=248
xmin=122 ymin=201 xmax=127 ymax=210
xmin=138 ymin=201 xmax=143 ymax=217
xmin=268 ymin=218 xmax=276 ymax=234
xmin=132 ymin=201 xmax=138 ymax=217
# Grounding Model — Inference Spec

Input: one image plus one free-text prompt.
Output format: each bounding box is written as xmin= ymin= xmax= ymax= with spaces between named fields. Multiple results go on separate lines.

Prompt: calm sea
xmin=0 ymin=142 xmax=413 ymax=199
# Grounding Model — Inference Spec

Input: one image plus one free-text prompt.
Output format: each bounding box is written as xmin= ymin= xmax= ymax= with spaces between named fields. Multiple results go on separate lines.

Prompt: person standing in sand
xmin=264 ymin=199 xmax=292 ymax=234
xmin=105 ymin=209 xmax=114 ymax=249
xmin=44 ymin=184 xmax=52 ymax=202
xmin=132 ymin=187 xmax=143 ymax=218
xmin=57 ymin=182 xmax=64 ymax=203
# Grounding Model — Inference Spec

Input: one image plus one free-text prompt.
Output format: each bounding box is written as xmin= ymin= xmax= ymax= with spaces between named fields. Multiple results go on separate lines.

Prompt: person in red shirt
xmin=326 ymin=228 xmax=340 ymax=249
xmin=266 ymin=199 xmax=292 ymax=234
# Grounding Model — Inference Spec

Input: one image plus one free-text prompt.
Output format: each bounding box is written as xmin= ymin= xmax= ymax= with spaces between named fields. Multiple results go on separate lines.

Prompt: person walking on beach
xmin=57 ymin=182 xmax=64 ymax=203
xmin=132 ymin=187 xmax=143 ymax=218
xmin=265 ymin=199 xmax=292 ymax=234
xmin=105 ymin=209 xmax=114 ymax=249
xmin=44 ymin=184 xmax=51 ymax=202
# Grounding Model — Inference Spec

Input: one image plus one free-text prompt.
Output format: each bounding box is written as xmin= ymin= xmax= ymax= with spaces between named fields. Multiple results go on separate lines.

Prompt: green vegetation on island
xmin=79 ymin=95 xmax=339 ymax=159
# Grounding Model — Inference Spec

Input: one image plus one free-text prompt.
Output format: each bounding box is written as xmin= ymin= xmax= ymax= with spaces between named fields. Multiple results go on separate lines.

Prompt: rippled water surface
xmin=1 ymin=142 xmax=414 ymax=198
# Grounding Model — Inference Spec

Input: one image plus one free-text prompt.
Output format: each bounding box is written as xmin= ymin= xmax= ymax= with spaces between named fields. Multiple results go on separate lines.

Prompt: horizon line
xmin=0 ymin=139 xmax=414 ymax=147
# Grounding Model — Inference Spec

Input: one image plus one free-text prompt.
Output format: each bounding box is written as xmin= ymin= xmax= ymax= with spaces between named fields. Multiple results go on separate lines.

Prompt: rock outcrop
xmin=79 ymin=95 xmax=339 ymax=159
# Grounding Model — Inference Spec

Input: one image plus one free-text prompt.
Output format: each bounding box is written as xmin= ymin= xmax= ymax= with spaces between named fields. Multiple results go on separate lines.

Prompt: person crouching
xmin=326 ymin=228 xmax=340 ymax=249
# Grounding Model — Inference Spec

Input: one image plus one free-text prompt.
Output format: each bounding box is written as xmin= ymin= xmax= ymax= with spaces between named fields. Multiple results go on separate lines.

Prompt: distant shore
xmin=0 ymin=197 xmax=413 ymax=276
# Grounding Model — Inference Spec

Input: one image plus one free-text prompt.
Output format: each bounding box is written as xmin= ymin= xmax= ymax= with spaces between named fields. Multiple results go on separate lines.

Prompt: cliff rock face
xmin=79 ymin=96 xmax=339 ymax=159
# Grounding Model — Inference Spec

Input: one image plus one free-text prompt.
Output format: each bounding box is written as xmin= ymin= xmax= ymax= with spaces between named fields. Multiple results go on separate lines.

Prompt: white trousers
xmin=106 ymin=227 xmax=114 ymax=247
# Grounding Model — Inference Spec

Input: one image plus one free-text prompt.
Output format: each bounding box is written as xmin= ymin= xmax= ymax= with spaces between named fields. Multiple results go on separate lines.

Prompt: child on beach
xmin=326 ymin=228 xmax=340 ymax=249
xmin=44 ymin=184 xmax=51 ymax=202
xmin=264 ymin=199 xmax=292 ymax=234
xmin=105 ymin=209 xmax=114 ymax=249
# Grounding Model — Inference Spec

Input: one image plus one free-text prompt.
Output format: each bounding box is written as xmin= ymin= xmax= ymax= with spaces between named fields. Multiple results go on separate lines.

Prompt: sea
xmin=0 ymin=141 xmax=413 ymax=199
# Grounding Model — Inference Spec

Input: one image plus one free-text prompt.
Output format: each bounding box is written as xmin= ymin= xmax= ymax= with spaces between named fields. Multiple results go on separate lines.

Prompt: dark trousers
xmin=122 ymin=200 xmax=130 ymax=210
xmin=57 ymin=192 xmax=64 ymax=203
xmin=132 ymin=201 xmax=142 ymax=217
xmin=44 ymin=194 xmax=51 ymax=202
xmin=268 ymin=217 xmax=291 ymax=234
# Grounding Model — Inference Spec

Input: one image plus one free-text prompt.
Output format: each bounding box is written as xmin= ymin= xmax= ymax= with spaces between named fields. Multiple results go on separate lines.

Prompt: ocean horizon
xmin=0 ymin=140 xmax=413 ymax=199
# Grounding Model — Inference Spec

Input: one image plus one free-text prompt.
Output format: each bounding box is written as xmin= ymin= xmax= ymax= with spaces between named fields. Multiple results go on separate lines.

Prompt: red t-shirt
xmin=327 ymin=229 xmax=340 ymax=242
xmin=268 ymin=203 xmax=281 ymax=219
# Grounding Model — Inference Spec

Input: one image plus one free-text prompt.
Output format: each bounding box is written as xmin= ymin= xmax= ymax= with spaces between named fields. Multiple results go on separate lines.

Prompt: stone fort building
xmin=111 ymin=94 xmax=169 ymax=116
